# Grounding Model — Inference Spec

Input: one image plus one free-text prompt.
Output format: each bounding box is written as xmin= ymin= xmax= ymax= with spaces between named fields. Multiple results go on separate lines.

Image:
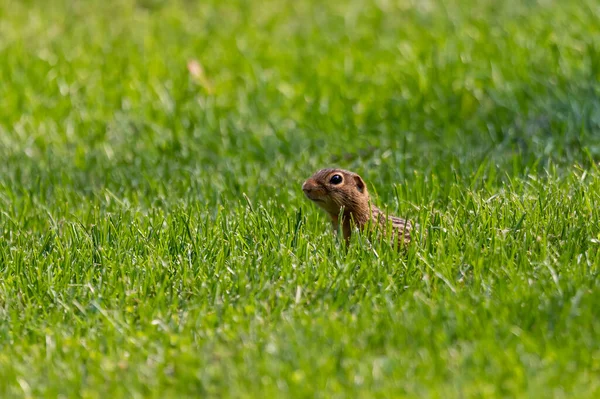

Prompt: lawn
xmin=1 ymin=0 xmax=600 ymax=397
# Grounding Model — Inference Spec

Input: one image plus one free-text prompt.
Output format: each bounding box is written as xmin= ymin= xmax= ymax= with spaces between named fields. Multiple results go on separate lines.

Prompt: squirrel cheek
xmin=329 ymin=191 xmax=343 ymax=204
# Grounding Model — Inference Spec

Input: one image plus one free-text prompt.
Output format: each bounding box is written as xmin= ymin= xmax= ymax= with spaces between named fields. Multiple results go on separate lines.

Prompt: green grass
xmin=1 ymin=0 xmax=600 ymax=397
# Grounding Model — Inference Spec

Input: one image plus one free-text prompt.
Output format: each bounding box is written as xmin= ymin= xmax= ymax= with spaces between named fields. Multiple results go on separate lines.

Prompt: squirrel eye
xmin=329 ymin=174 xmax=343 ymax=185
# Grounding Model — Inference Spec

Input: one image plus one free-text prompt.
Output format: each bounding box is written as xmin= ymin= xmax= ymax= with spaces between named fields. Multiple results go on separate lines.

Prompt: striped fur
xmin=371 ymin=206 xmax=413 ymax=246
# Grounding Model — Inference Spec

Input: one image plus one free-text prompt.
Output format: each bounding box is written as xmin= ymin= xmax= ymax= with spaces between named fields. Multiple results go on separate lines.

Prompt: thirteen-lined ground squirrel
xmin=302 ymin=168 xmax=414 ymax=247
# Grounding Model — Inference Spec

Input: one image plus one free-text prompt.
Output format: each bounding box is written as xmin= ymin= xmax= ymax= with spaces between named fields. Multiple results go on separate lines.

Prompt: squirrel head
xmin=302 ymin=168 xmax=370 ymax=223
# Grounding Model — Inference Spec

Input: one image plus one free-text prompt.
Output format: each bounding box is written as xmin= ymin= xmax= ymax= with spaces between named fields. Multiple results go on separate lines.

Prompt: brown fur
xmin=302 ymin=168 xmax=413 ymax=247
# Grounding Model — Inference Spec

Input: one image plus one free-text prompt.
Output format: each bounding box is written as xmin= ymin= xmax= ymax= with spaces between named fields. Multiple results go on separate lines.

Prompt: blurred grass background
xmin=0 ymin=0 xmax=599 ymax=397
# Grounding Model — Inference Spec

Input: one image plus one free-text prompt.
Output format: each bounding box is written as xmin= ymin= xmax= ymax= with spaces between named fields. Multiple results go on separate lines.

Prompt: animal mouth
xmin=303 ymin=186 xmax=326 ymax=203
xmin=304 ymin=191 xmax=325 ymax=203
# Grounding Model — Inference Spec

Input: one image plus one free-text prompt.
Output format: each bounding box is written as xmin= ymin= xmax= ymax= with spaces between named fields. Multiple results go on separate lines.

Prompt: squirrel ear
xmin=353 ymin=175 xmax=365 ymax=193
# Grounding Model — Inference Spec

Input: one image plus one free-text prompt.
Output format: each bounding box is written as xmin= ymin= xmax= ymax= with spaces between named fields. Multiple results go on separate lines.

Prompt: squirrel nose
xmin=302 ymin=180 xmax=314 ymax=193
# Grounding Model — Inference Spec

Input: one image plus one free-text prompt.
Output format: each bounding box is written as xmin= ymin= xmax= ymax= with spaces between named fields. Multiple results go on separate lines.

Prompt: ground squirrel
xmin=302 ymin=168 xmax=413 ymax=247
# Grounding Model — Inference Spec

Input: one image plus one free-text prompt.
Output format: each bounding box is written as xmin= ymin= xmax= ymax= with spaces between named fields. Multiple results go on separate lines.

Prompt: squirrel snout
xmin=302 ymin=180 xmax=314 ymax=193
xmin=302 ymin=179 xmax=324 ymax=202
